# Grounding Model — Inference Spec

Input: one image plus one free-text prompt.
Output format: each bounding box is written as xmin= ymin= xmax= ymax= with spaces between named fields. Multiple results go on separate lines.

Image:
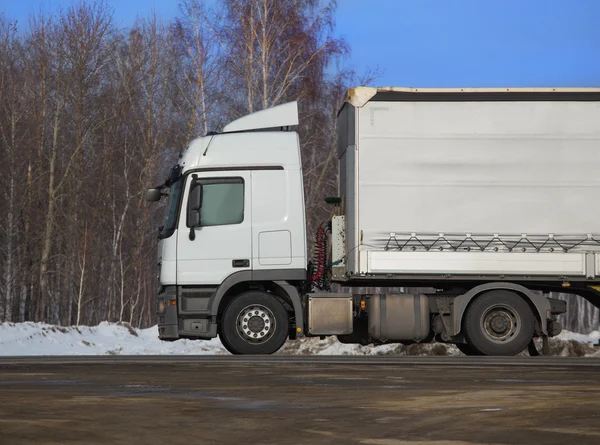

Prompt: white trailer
xmin=147 ymin=87 xmax=600 ymax=356
xmin=338 ymin=87 xmax=600 ymax=280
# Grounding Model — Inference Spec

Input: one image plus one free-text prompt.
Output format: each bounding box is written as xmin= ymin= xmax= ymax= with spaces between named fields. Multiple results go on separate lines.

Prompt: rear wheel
xmin=463 ymin=290 xmax=535 ymax=356
xmin=219 ymin=291 xmax=289 ymax=355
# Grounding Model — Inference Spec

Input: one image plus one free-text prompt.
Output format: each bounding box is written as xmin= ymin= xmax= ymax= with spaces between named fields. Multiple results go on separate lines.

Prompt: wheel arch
xmin=210 ymin=270 xmax=305 ymax=337
xmin=450 ymin=282 xmax=550 ymax=337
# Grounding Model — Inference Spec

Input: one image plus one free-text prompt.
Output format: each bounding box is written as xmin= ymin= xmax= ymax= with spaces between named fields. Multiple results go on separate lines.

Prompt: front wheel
xmin=219 ymin=291 xmax=289 ymax=355
xmin=463 ymin=290 xmax=535 ymax=356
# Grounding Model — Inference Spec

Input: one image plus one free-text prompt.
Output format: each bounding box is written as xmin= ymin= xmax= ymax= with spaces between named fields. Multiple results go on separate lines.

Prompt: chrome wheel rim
xmin=236 ymin=304 xmax=276 ymax=343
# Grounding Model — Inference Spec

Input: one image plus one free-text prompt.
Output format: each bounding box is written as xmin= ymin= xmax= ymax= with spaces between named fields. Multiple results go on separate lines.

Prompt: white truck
xmin=146 ymin=86 xmax=600 ymax=356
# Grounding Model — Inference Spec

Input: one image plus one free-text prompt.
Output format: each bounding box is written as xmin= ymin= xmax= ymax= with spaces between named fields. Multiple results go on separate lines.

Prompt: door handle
xmin=232 ymin=259 xmax=250 ymax=268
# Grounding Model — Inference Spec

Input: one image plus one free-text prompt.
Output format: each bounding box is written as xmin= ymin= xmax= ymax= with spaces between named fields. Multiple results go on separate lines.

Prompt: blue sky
xmin=2 ymin=0 xmax=599 ymax=88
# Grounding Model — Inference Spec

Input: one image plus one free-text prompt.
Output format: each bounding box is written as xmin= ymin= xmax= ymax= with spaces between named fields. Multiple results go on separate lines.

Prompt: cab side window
xmin=198 ymin=178 xmax=244 ymax=226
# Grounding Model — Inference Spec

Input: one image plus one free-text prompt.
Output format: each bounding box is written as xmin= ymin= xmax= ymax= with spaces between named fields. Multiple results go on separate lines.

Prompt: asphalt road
xmin=1 ymin=356 xmax=600 ymax=445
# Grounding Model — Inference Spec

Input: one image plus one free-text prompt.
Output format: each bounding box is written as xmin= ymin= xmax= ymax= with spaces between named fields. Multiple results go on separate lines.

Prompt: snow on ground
xmin=557 ymin=329 xmax=600 ymax=344
xmin=1 ymin=321 xmax=600 ymax=356
xmin=0 ymin=322 xmax=227 ymax=356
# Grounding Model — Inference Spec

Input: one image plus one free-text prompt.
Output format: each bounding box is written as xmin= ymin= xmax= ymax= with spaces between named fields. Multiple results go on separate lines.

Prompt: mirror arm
xmin=189 ymin=226 xmax=195 ymax=241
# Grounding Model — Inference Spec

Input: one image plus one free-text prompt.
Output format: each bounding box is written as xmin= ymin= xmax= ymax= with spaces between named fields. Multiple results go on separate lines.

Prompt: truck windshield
xmin=159 ymin=178 xmax=183 ymax=239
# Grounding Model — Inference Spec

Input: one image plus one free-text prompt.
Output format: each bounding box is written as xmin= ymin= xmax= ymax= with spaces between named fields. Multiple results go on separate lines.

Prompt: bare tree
xmin=0 ymin=14 xmax=24 ymax=322
xmin=112 ymin=13 xmax=186 ymax=325
xmin=58 ymin=0 xmax=114 ymax=324
xmin=213 ymin=0 xmax=347 ymax=115
xmin=175 ymin=0 xmax=221 ymax=140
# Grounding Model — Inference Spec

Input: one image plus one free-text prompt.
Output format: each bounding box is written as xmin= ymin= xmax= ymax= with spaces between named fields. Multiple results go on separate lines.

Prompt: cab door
xmin=176 ymin=171 xmax=252 ymax=285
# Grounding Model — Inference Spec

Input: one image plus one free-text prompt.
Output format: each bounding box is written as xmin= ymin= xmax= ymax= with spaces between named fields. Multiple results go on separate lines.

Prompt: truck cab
xmin=148 ymin=102 xmax=308 ymax=353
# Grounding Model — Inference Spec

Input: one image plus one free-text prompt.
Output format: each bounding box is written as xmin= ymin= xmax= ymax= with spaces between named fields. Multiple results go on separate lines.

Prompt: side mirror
xmin=188 ymin=182 xmax=203 ymax=213
xmin=146 ymin=188 xmax=162 ymax=202
xmin=188 ymin=208 xmax=200 ymax=228
xmin=187 ymin=178 xmax=202 ymax=240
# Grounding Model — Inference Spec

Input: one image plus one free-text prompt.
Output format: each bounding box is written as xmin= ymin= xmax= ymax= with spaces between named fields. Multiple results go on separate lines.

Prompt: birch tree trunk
xmin=39 ymin=95 xmax=63 ymax=322
xmin=76 ymin=223 xmax=88 ymax=326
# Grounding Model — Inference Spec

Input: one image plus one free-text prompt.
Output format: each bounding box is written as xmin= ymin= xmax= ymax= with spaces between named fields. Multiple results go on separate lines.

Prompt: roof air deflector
xmin=223 ymin=101 xmax=299 ymax=133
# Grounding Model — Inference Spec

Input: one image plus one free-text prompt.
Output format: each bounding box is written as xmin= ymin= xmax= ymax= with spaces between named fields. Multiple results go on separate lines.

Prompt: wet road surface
xmin=1 ymin=356 xmax=600 ymax=445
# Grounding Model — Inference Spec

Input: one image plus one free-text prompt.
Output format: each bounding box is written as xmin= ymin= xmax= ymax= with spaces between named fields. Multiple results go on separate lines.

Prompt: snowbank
xmin=1 ymin=321 xmax=599 ymax=356
xmin=0 ymin=322 xmax=226 ymax=356
xmin=557 ymin=329 xmax=600 ymax=344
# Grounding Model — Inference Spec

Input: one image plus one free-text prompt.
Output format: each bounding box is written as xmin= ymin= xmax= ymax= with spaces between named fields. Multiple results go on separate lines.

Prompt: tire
xmin=463 ymin=290 xmax=535 ymax=356
xmin=455 ymin=342 xmax=483 ymax=356
xmin=219 ymin=291 xmax=289 ymax=355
